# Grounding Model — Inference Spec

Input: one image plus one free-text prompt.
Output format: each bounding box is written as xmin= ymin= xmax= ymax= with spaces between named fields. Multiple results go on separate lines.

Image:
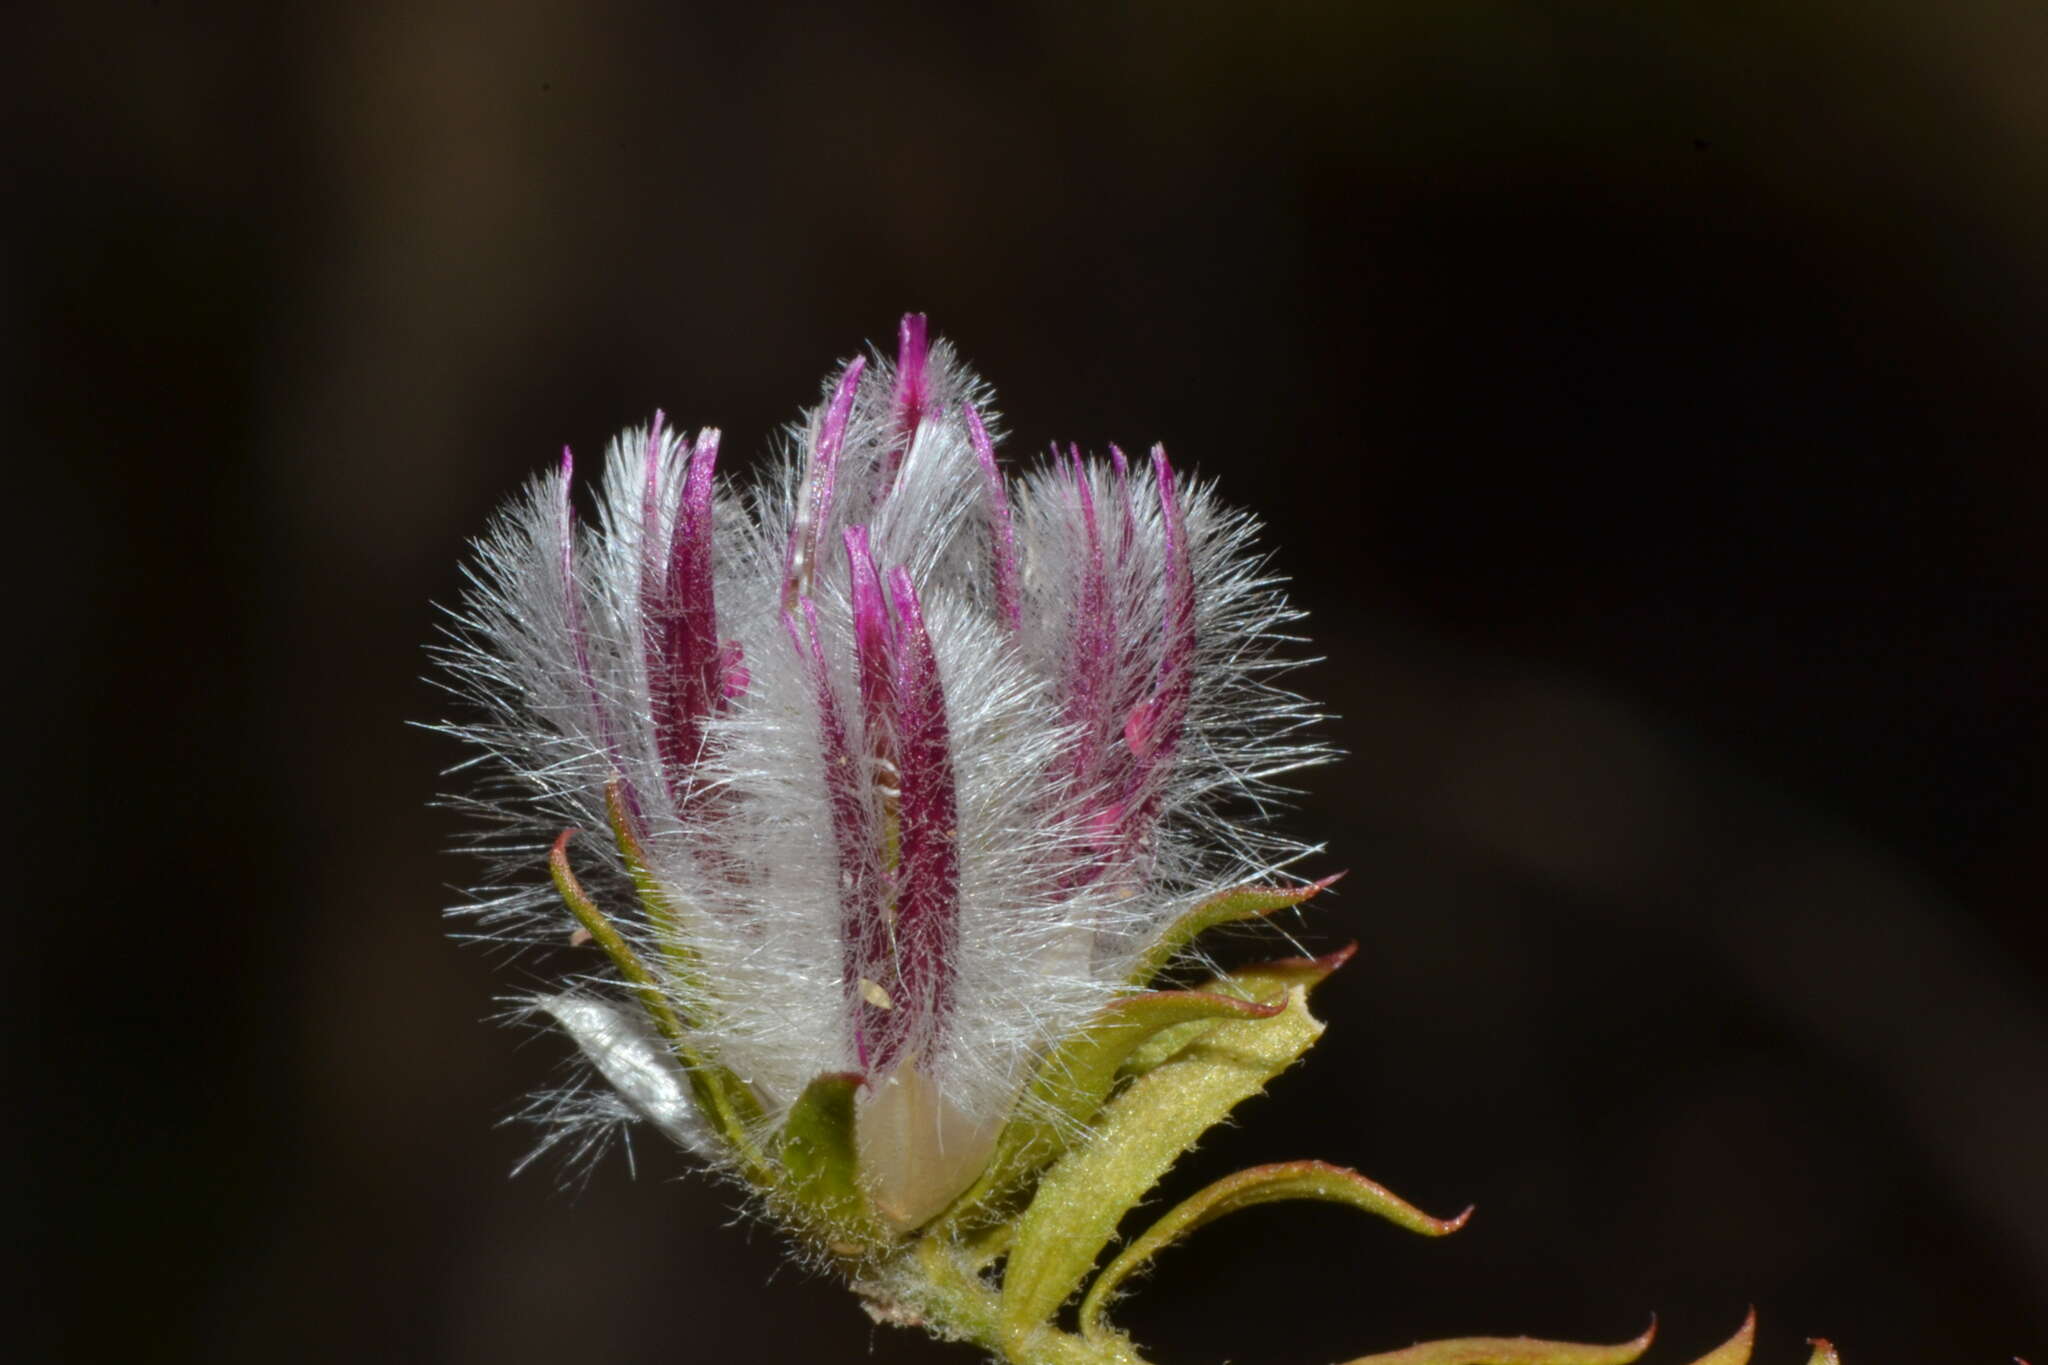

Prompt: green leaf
xmin=1077 ymin=1160 xmax=1470 ymax=1340
xmin=1127 ymin=875 xmax=1342 ymax=988
xmin=1121 ymin=944 xmax=1356 ymax=1078
xmin=942 ymin=990 xmax=1287 ymax=1228
xmin=1338 ymin=1322 xmax=1657 ymax=1365
xmin=1803 ymin=1341 xmax=1841 ymax=1365
xmin=998 ymin=985 xmax=1326 ymax=1345
xmin=776 ymin=1072 xmax=880 ymax=1249
xmin=1679 ymin=1313 xmax=1753 ymax=1365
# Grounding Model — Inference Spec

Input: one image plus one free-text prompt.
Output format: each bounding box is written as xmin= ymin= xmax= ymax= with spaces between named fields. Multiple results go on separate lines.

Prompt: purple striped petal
xmin=842 ymin=525 xmax=897 ymax=772
xmin=1110 ymin=446 xmax=1196 ymax=850
xmin=883 ymin=313 xmax=930 ymax=485
xmin=963 ymin=405 xmax=1021 ymax=634
xmin=646 ymin=430 xmax=723 ymax=806
xmin=672 ymin=427 xmax=722 ymax=685
xmin=639 ymin=411 xmax=666 ymax=597
xmin=782 ymin=358 xmax=867 ymax=608
xmin=1107 ymin=443 xmax=1139 ymax=569
xmin=844 ymin=530 xmax=905 ymax=1072
xmin=637 ymin=413 xmax=667 ymax=683
xmin=785 ymin=600 xmax=886 ymax=1071
xmin=1062 ymin=449 xmax=1116 ymax=790
xmin=881 ymin=566 xmax=961 ymax=1069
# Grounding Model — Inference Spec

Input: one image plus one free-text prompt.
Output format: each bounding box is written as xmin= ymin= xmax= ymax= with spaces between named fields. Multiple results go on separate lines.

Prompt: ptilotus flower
xmin=437 ymin=319 xmax=1837 ymax=1365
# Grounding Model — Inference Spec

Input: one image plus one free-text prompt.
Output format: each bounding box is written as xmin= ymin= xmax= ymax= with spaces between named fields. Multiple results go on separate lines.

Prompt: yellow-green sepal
xmin=1077 ymin=1160 xmax=1470 ymax=1342
xmin=1121 ymin=943 xmax=1357 ymax=1078
xmin=998 ymin=985 xmax=1326 ymax=1347
xmin=941 ymin=989 xmax=1287 ymax=1231
xmin=776 ymin=1071 xmax=884 ymax=1252
xmin=1127 ymin=875 xmax=1343 ymax=988
xmin=1338 ymin=1322 xmax=1658 ymax=1365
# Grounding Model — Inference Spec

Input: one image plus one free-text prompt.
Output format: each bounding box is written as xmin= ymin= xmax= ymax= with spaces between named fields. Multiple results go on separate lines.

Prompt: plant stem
xmin=876 ymin=1234 xmax=1150 ymax=1365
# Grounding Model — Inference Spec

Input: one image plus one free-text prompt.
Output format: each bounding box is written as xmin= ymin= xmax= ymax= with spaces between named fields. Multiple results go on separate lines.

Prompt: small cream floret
xmin=856 ymin=1060 xmax=1003 ymax=1232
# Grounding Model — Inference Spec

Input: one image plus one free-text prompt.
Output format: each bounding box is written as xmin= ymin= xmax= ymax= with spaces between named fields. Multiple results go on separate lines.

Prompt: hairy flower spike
xmin=442 ymin=311 xmax=1323 ymax=1195
xmin=434 ymin=317 xmax=1855 ymax=1365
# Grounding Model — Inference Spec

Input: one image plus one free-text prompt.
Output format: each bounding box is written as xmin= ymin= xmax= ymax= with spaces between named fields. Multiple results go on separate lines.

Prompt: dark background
xmin=15 ymin=3 xmax=2045 ymax=1362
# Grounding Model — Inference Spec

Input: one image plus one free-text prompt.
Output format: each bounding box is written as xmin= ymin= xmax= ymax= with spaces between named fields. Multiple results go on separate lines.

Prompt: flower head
xmin=438 ymin=316 xmax=1324 ymax=1236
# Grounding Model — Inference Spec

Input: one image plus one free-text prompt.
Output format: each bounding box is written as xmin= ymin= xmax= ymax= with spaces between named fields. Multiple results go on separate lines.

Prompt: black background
xmin=15 ymin=4 xmax=2046 ymax=1362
